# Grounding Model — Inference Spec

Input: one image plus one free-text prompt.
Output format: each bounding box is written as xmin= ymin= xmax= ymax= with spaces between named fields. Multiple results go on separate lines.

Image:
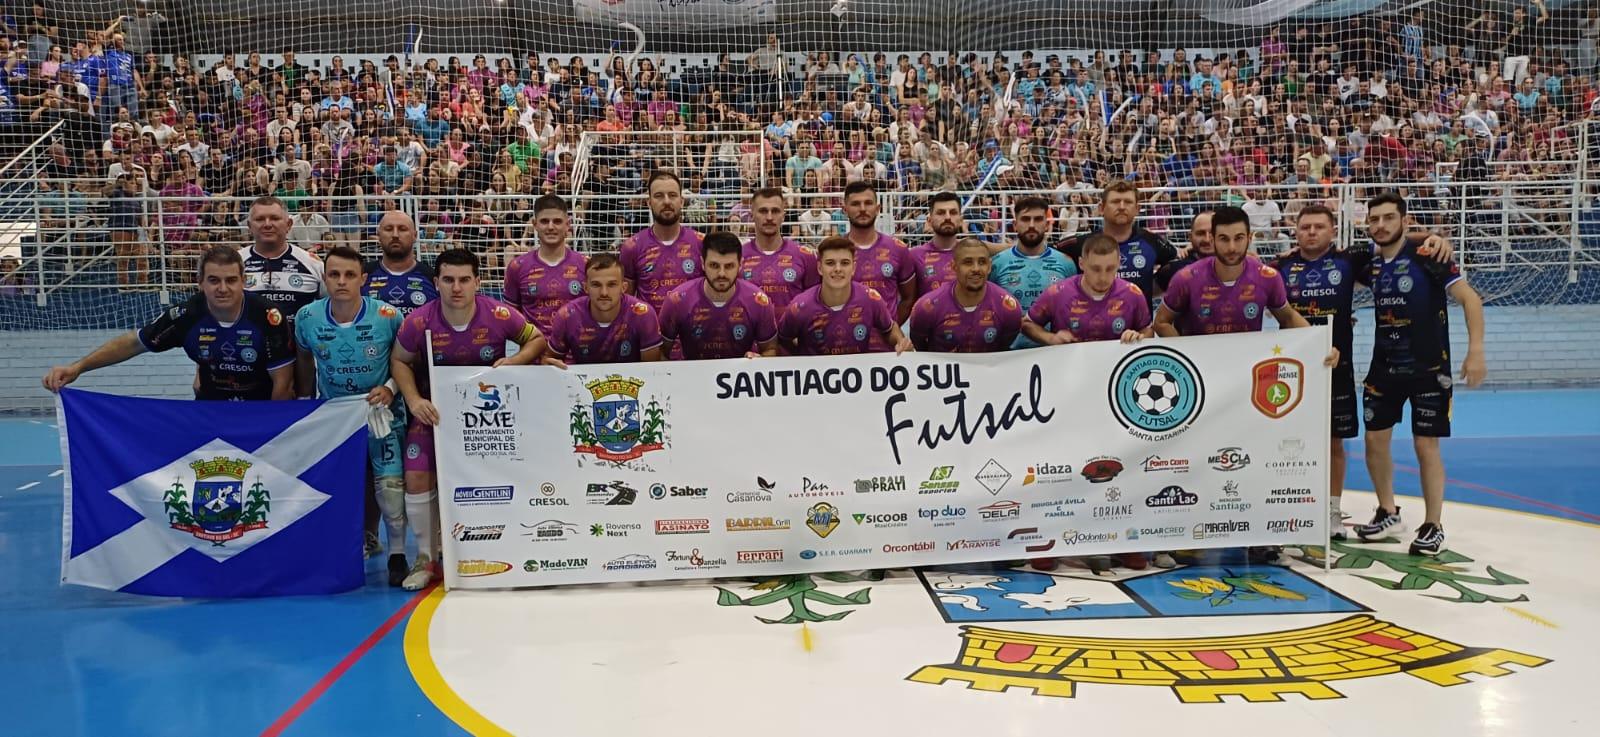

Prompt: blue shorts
xmin=369 ymin=413 xmax=407 ymax=479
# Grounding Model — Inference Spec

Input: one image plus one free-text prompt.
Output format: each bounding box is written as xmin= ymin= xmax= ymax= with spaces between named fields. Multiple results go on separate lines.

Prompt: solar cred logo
xmin=1108 ymin=347 xmax=1204 ymax=440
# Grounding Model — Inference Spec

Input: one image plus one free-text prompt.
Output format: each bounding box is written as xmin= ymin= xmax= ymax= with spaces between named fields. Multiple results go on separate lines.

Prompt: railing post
xmin=156 ymin=189 xmax=169 ymax=305
xmin=32 ymin=174 xmax=46 ymax=307
xmin=1571 ymin=122 xmax=1590 ymax=284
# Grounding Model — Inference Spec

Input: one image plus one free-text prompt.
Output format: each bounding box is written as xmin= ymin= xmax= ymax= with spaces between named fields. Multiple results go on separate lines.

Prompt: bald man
xmin=363 ymin=210 xmax=439 ymax=315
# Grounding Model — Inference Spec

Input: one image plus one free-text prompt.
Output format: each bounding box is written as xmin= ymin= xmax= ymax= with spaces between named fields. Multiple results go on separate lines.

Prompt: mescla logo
xmin=946 ymin=538 xmax=1002 ymax=551
xmin=1193 ymin=520 xmax=1251 ymax=540
xmin=978 ymin=500 xmax=1021 ymax=521
xmin=655 ymin=518 xmax=711 ymax=534
xmin=1208 ymin=447 xmax=1251 ymax=471
xmin=917 ymin=505 xmax=966 ymax=526
xmin=1141 ymin=455 xmax=1190 ymax=473
xmin=1267 ymin=518 xmax=1318 ymax=533
xmin=1061 ymin=530 xmax=1119 ymax=545
xmin=851 ymin=512 xmax=909 ymax=528
xmin=882 ymin=541 xmax=935 ymax=554
xmin=1145 ymin=485 xmax=1199 ymax=509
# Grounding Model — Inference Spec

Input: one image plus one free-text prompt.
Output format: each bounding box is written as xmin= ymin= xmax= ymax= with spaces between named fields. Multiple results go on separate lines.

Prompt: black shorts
xmin=1363 ymin=370 xmax=1453 ymax=437
xmin=1332 ymin=362 xmax=1358 ymax=439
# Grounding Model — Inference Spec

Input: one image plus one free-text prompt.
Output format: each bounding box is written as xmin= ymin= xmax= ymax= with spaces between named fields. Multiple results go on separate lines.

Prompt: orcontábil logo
xmin=569 ymin=375 xmax=668 ymax=462
xmin=1108 ymin=347 xmax=1204 ymax=440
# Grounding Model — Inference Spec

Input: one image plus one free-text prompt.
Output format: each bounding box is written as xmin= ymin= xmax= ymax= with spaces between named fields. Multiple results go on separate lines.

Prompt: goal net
xmin=1 ymin=0 xmax=1596 ymax=411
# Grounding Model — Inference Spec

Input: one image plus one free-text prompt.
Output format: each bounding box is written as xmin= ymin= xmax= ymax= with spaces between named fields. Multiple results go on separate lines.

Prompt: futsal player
xmin=1156 ymin=210 xmax=1213 ymax=292
xmin=907 ymin=238 xmax=1022 ymax=352
xmin=1058 ymin=181 xmax=1176 ymax=310
xmin=294 ymin=246 xmax=410 ymax=586
xmin=777 ymin=236 xmax=914 ymax=356
xmin=619 ymin=170 xmax=703 ymax=313
xmin=1153 ymin=206 xmax=1339 ymax=566
xmin=43 ymin=246 xmax=294 ymax=401
xmin=989 ymin=196 xmax=1077 ymax=349
xmin=239 ymin=195 xmax=325 ymax=398
xmin=841 ymin=181 xmax=917 ymax=332
xmin=1351 ymin=191 xmax=1486 ymax=556
xmin=503 ymin=195 xmax=587 ymax=337
xmin=659 ymin=231 xmax=778 ymax=359
xmin=1021 ymin=232 xmax=1153 ymax=571
xmin=545 ymin=254 xmax=664 ymax=365
xmin=390 ymin=248 xmax=547 ymax=590
xmin=363 ymin=210 xmax=437 ymax=317
xmin=1273 ymin=204 xmax=1456 ymax=541
xmin=741 ymin=187 xmax=818 ymax=314
xmin=908 ymin=192 xmax=965 ymax=298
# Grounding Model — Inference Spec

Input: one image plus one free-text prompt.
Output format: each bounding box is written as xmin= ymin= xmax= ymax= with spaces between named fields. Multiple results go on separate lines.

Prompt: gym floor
xmin=0 ymin=389 xmax=1595 ymax=737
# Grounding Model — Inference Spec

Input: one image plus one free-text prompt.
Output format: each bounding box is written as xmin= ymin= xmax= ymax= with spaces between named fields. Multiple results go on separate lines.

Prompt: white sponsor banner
xmin=434 ymin=327 xmax=1331 ymax=589
xmin=572 ymin=0 xmax=777 ymax=27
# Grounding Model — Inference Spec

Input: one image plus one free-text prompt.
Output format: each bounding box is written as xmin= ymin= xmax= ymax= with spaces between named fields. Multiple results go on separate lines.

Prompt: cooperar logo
xmin=1108 ymin=347 xmax=1204 ymax=440
xmin=453 ymin=485 xmax=513 ymax=506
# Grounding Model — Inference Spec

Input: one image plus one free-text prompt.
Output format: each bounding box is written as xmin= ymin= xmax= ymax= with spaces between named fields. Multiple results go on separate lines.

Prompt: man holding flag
xmin=43 ymin=246 xmax=294 ymax=401
xmin=295 ymin=245 xmax=411 ymax=587
xmin=390 ymin=248 xmax=548 ymax=590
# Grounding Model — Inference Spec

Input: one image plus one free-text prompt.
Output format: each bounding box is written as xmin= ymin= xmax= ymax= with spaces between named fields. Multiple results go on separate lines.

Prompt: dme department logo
xmin=570 ymin=375 xmax=668 ymax=462
xmin=459 ymin=382 xmax=521 ymax=459
xmin=1108 ymin=347 xmax=1204 ymax=440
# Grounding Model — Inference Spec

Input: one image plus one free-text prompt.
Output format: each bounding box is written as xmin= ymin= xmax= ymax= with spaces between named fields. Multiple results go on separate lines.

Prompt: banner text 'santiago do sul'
xmin=434 ymin=327 xmax=1331 ymax=589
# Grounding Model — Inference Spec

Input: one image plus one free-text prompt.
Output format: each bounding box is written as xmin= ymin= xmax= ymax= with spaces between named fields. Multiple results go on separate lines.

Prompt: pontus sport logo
xmin=1108 ymin=347 xmax=1204 ymax=440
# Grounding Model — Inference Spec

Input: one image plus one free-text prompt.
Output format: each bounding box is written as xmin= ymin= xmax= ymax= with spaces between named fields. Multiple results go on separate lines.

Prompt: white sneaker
xmin=401 ymin=554 xmax=438 ymax=591
xmin=1330 ymin=506 xmax=1347 ymax=541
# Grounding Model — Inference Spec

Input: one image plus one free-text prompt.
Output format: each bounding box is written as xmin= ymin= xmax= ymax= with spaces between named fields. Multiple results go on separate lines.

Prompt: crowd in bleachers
xmin=2 ymin=2 xmax=1599 ymax=287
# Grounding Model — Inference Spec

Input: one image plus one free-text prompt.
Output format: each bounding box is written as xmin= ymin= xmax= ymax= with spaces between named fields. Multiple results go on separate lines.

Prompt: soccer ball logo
xmin=1108 ymin=347 xmax=1205 ymax=439
xmin=1133 ymin=369 xmax=1180 ymax=415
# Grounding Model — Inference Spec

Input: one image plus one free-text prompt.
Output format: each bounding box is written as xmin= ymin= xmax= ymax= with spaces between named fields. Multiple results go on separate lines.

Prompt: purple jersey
xmin=851 ymin=233 xmax=916 ymax=317
xmin=658 ymin=279 xmax=779 ymax=360
xmin=1162 ymin=256 xmax=1289 ymax=336
xmin=548 ymin=294 xmax=663 ymax=364
xmin=778 ymin=284 xmax=897 ymax=356
xmin=396 ymin=295 xmax=534 ymax=399
xmin=740 ymin=238 xmax=819 ymax=313
xmin=909 ymin=283 xmax=1023 ymax=353
xmin=1028 ymin=275 xmax=1152 ymax=342
xmin=909 ymin=242 xmax=958 ymax=297
xmin=620 ymin=226 xmax=704 ymax=312
xmin=502 ymin=248 xmax=587 ymax=337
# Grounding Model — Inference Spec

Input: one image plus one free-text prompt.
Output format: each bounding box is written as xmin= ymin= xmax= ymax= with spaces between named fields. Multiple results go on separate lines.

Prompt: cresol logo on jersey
xmin=453 ymin=485 xmax=513 ymax=506
xmin=458 ymin=382 xmax=520 ymax=459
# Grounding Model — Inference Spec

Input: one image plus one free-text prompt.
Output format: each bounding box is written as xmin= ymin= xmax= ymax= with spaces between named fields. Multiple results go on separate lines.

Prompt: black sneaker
xmin=1410 ymin=523 xmax=1445 ymax=556
xmin=1354 ymin=506 xmax=1404 ymax=540
xmin=387 ymin=553 xmax=409 ymax=587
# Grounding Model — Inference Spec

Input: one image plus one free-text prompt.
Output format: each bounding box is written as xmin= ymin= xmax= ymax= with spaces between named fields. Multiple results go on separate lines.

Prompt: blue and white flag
xmin=57 ymin=389 xmax=369 ymax=597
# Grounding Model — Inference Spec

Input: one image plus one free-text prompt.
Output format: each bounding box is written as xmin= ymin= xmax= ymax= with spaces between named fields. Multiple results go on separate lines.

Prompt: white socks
xmin=376 ymin=477 xmax=408 ymax=556
xmin=406 ymin=490 xmax=440 ymax=560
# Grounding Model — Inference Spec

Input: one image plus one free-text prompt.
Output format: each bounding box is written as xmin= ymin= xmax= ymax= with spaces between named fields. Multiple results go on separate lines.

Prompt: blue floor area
xmin=0 ymin=389 xmax=1594 ymax=736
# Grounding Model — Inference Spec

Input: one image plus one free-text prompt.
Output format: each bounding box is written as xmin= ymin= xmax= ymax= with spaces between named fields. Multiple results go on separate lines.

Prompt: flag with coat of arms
xmin=57 ymin=388 xmax=369 ymax=597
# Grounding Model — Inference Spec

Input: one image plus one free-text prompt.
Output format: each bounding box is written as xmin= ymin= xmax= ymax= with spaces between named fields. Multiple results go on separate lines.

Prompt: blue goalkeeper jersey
xmin=990 ymin=245 xmax=1077 ymax=349
xmin=293 ymin=297 xmax=404 ymax=399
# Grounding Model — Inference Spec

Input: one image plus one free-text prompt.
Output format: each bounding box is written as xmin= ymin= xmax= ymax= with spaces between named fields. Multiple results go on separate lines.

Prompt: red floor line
xmin=259 ymin=586 xmax=435 ymax=737
xmin=1349 ymin=453 xmax=1600 ymax=524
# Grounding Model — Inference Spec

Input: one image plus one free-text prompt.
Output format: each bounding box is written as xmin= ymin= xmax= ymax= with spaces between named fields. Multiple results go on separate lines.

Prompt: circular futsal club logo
xmin=1108 ymin=347 xmax=1204 ymax=440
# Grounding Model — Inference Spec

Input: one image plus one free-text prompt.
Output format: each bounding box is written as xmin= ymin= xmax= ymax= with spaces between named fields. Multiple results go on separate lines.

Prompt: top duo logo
xmin=1108 ymin=347 xmax=1205 ymax=440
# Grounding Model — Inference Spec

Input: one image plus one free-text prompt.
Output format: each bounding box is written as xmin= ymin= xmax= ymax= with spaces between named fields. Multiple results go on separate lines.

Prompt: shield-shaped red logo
xmin=1251 ymin=358 xmax=1304 ymax=419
